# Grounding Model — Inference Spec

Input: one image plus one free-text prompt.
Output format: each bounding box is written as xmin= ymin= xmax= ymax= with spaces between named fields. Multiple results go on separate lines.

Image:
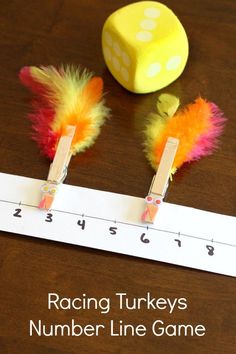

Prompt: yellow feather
xmin=156 ymin=93 xmax=180 ymax=118
xmin=144 ymin=94 xmax=180 ymax=171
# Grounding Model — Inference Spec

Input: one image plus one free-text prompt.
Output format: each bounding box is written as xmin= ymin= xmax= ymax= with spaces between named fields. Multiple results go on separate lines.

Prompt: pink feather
xmin=187 ymin=102 xmax=226 ymax=161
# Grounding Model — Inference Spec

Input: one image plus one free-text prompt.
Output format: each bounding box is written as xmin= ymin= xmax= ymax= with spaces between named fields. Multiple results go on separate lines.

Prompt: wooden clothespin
xmin=38 ymin=125 xmax=76 ymax=210
xmin=141 ymin=137 xmax=179 ymax=223
xmin=20 ymin=66 xmax=109 ymax=210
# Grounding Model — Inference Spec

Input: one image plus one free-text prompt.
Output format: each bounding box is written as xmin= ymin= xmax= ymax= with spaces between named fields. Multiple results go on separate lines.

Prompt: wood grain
xmin=0 ymin=1 xmax=235 ymax=353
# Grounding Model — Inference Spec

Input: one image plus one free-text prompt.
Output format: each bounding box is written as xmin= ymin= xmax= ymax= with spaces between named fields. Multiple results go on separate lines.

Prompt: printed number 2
xmin=13 ymin=208 xmax=22 ymax=218
xmin=45 ymin=213 xmax=53 ymax=222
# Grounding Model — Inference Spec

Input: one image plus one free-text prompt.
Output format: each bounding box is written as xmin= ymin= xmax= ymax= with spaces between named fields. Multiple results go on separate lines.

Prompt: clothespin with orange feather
xmin=142 ymin=93 xmax=226 ymax=224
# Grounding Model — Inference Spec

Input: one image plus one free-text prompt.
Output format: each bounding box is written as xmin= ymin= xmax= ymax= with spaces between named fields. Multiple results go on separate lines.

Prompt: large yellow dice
xmin=102 ymin=1 xmax=189 ymax=93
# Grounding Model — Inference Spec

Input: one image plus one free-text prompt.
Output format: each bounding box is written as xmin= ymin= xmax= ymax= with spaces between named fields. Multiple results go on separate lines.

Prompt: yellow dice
xmin=102 ymin=1 xmax=189 ymax=93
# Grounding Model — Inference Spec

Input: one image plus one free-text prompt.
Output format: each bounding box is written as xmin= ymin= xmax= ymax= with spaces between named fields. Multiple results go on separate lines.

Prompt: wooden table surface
xmin=0 ymin=1 xmax=235 ymax=353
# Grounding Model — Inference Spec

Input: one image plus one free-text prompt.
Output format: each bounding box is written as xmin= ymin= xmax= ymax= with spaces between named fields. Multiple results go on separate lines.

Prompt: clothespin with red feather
xmin=20 ymin=65 xmax=110 ymax=210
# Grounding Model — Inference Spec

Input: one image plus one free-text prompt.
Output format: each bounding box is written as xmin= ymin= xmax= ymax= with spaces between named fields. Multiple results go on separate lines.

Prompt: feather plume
xmin=19 ymin=65 xmax=110 ymax=159
xmin=144 ymin=96 xmax=226 ymax=174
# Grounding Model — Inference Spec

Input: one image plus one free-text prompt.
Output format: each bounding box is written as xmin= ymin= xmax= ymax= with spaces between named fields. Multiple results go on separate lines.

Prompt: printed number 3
xmin=45 ymin=213 xmax=53 ymax=222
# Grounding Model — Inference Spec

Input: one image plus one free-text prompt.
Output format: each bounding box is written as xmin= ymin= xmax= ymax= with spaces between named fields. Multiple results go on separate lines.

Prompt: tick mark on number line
xmin=19 ymin=201 xmax=21 ymax=206
xmin=146 ymin=225 xmax=149 ymax=230
xmin=211 ymin=238 xmax=214 ymax=243
xmin=178 ymin=232 xmax=181 ymax=237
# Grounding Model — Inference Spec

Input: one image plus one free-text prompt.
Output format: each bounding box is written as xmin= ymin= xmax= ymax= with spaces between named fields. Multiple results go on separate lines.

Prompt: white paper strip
xmin=0 ymin=173 xmax=235 ymax=277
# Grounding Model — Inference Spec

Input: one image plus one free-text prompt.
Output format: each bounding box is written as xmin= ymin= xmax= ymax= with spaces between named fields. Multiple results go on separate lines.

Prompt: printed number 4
xmin=77 ymin=219 xmax=85 ymax=230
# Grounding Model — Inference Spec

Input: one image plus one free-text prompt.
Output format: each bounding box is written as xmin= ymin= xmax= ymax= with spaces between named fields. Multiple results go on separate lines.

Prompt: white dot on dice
xmin=104 ymin=31 xmax=113 ymax=46
xmin=122 ymin=52 xmax=131 ymax=67
xmin=121 ymin=67 xmax=129 ymax=81
xmin=144 ymin=7 xmax=161 ymax=18
xmin=147 ymin=62 xmax=162 ymax=77
xmin=104 ymin=47 xmax=112 ymax=61
xmin=166 ymin=56 xmax=182 ymax=70
xmin=136 ymin=31 xmax=153 ymax=42
xmin=113 ymin=42 xmax=121 ymax=56
xmin=140 ymin=19 xmax=157 ymax=30
xmin=112 ymin=57 xmax=121 ymax=71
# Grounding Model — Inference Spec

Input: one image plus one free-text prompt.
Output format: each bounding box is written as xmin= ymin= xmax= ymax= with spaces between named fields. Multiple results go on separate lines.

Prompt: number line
xmin=0 ymin=199 xmax=235 ymax=248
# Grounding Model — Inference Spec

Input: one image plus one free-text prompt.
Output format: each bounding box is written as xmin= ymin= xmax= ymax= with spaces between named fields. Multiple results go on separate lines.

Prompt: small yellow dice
xmin=102 ymin=1 xmax=189 ymax=93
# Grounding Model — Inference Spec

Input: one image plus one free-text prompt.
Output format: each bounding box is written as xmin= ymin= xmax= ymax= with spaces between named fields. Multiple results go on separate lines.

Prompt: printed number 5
xmin=109 ymin=227 xmax=117 ymax=235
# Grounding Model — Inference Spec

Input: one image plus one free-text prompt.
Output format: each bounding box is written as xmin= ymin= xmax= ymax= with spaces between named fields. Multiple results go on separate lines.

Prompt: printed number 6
xmin=140 ymin=233 xmax=150 ymax=244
